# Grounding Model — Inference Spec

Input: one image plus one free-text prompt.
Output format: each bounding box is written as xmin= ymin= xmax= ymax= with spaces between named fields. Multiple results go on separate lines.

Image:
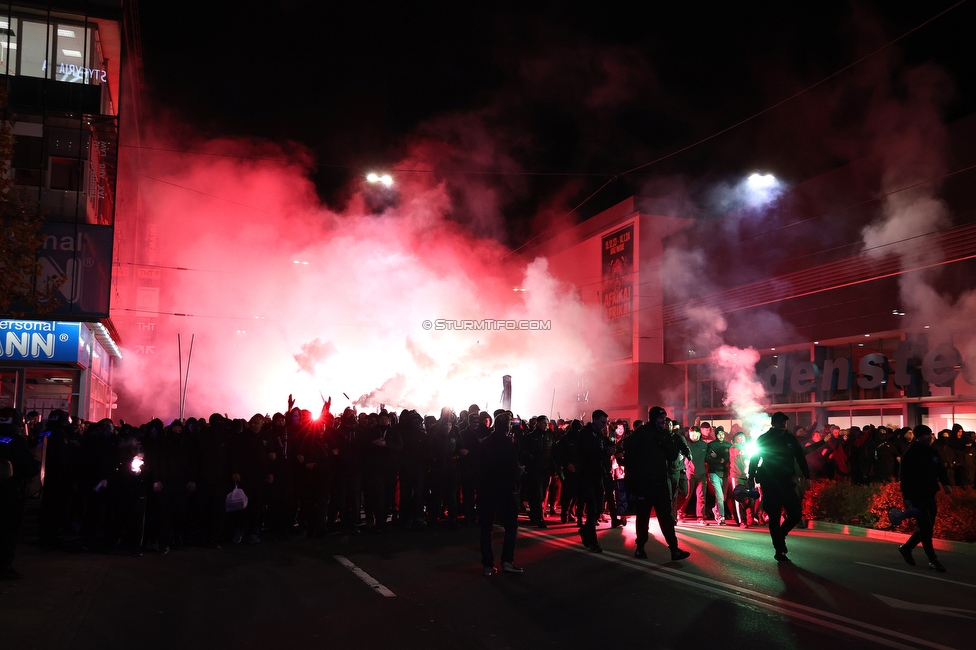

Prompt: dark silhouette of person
xmin=478 ymin=413 xmax=523 ymax=575
xmin=890 ymin=425 xmax=951 ymax=572
xmin=623 ymin=407 xmax=690 ymax=562
xmin=748 ymin=412 xmax=809 ymax=562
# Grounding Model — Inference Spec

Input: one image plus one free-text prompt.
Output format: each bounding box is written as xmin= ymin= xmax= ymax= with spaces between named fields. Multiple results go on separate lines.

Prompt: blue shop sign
xmin=0 ymin=320 xmax=85 ymax=365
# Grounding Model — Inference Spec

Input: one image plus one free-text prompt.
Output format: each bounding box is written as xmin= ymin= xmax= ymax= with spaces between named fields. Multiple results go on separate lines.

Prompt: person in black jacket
xmin=334 ymin=410 xmax=364 ymax=534
xmin=889 ymin=425 xmax=951 ymax=572
xmin=554 ymin=420 xmax=582 ymax=524
xmin=192 ymin=416 xmax=232 ymax=546
xmin=429 ymin=415 xmax=461 ymax=528
xmin=398 ymin=411 xmax=430 ymax=528
xmin=1 ymin=408 xmax=40 ymax=580
xmin=521 ymin=415 xmax=555 ymax=528
xmin=150 ymin=420 xmax=195 ymax=553
xmin=37 ymin=409 xmax=78 ymax=548
xmin=683 ymin=426 xmax=708 ymax=524
xmin=748 ymin=412 xmax=810 ymax=562
xmin=576 ymin=410 xmax=611 ymax=553
xmin=668 ymin=421 xmax=690 ymax=525
xmin=478 ymin=412 xmax=523 ymax=575
xmin=705 ymin=429 xmax=731 ymax=525
xmin=622 ymin=407 xmax=690 ymax=562
xmin=362 ymin=411 xmax=402 ymax=532
xmin=458 ymin=409 xmax=485 ymax=526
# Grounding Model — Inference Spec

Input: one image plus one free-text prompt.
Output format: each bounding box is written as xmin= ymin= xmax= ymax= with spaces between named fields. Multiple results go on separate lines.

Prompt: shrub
xmin=802 ymin=479 xmax=880 ymax=526
xmin=802 ymin=479 xmax=976 ymax=543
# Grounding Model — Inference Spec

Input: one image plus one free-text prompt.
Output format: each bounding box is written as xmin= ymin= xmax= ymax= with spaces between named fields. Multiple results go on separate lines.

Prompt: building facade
xmin=539 ymin=113 xmax=976 ymax=433
xmin=0 ymin=1 xmax=126 ymax=422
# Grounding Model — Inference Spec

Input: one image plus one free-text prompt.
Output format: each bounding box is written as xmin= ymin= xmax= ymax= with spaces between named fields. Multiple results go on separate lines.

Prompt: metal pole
xmin=182 ymin=334 xmax=195 ymax=418
xmin=178 ymin=334 xmax=183 ymax=420
xmin=550 ymin=389 xmax=555 ymax=419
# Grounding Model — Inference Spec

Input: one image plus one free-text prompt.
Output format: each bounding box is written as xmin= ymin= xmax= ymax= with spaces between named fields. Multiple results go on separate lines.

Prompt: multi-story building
xmin=0 ymin=1 xmax=127 ymax=422
xmin=538 ymin=113 xmax=976 ymax=432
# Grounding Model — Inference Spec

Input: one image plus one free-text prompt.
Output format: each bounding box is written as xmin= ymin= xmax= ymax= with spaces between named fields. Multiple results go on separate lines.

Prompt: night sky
xmin=137 ymin=1 xmax=976 ymax=244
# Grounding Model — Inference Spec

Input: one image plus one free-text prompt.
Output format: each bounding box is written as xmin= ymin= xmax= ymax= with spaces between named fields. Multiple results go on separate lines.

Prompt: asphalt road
xmin=2 ymin=516 xmax=974 ymax=650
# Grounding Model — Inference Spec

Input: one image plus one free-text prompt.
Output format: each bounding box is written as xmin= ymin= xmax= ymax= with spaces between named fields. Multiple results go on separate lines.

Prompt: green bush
xmin=802 ymin=479 xmax=880 ymax=526
xmin=803 ymin=479 xmax=976 ymax=542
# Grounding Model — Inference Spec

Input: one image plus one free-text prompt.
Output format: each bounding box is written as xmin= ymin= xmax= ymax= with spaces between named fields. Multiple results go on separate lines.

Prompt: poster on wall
xmin=31 ymin=222 xmax=114 ymax=318
xmin=602 ymin=223 xmax=634 ymax=360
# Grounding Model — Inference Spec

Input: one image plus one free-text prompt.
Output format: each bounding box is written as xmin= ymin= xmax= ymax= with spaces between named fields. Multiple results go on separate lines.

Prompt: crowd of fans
xmin=2 ymin=402 xmax=974 ymax=569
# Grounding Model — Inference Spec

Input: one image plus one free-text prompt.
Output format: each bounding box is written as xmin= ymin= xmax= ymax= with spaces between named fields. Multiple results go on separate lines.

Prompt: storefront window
xmin=24 ymin=368 xmax=76 ymax=422
xmin=0 ymin=370 xmax=19 ymax=409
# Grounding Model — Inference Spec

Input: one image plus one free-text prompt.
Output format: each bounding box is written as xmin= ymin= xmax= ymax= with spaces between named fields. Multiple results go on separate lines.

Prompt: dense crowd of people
xmin=1 ymin=400 xmax=973 ymax=579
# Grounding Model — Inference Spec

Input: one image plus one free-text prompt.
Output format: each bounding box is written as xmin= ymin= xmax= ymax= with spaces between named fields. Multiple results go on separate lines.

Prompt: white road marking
xmin=333 ymin=555 xmax=396 ymax=597
xmin=874 ymin=594 xmax=976 ymax=619
xmin=855 ymin=562 xmax=976 ymax=589
xmin=520 ymin=529 xmax=957 ymax=650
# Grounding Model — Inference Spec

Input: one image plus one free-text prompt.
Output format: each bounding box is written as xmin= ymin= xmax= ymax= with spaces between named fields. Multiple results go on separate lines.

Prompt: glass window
xmin=24 ymin=368 xmax=76 ymax=422
xmin=0 ymin=15 xmax=17 ymax=76
xmin=0 ymin=370 xmax=19 ymax=410
xmin=55 ymin=24 xmax=100 ymax=84
xmin=20 ymin=20 xmax=52 ymax=79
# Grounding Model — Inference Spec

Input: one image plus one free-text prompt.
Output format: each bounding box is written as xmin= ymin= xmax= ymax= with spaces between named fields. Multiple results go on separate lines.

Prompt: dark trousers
xmin=107 ymin=478 xmax=145 ymax=553
xmin=459 ymin=467 xmax=478 ymax=522
xmin=525 ymin=467 xmax=546 ymax=523
xmin=365 ymin=468 xmax=397 ymax=528
xmin=577 ymin=476 xmax=604 ymax=546
xmin=340 ymin=471 xmax=363 ymax=528
xmin=546 ymin=475 xmax=560 ymax=512
xmin=267 ymin=477 xmax=296 ymax=536
xmin=302 ymin=472 xmax=331 ymax=534
xmin=159 ymin=483 xmax=188 ymax=547
xmin=669 ymin=470 xmax=688 ymax=522
xmin=431 ymin=464 xmax=458 ymax=522
xmin=399 ymin=465 xmax=427 ymax=523
xmin=480 ymin=490 xmax=517 ymax=567
xmin=682 ymin=474 xmax=706 ymax=519
xmin=603 ymin=474 xmax=620 ymax=523
xmin=38 ymin=475 xmax=72 ymax=544
xmin=903 ymin=494 xmax=938 ymax=559
xmin=0 ymin=486 xmax=27 ymax=570
xmin=560 ymin=472 xmax=578 ymax=520
xmin=761 ymin=485 xmax=801 ymax=552
xmin=634 ymin=488 xmax=679 ymax=552
xmin=194 ymin=483 xmax=226 ymax=544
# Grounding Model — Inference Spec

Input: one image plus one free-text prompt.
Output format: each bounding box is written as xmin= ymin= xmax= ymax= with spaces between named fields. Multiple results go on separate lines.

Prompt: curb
xmin=802 ymin=520 xmax=976 ymax=556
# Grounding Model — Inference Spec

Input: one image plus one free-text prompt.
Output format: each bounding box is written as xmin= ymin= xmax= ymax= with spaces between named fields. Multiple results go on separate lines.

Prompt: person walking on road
xmin=748 ymin=412 xmax=810 ymax=562
xmin=478 ymin=413 xmax=524 ymax=576
xmin=622 ymin=407 xmax=691 ymax=562
xmin=889 ymin=425 xmax=951 ymax=572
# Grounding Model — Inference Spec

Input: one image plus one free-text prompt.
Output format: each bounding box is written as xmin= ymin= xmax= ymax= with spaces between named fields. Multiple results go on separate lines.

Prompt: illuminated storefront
xmin=0 ymin=319 xmax=119 ymax=421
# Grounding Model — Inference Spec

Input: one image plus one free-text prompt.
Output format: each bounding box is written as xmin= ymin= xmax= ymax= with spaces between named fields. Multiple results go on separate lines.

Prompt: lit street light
xmin=743 ymin=172 xmax=781 ymax=206
xmin=366 ymin=172 xmax=394 ymax=187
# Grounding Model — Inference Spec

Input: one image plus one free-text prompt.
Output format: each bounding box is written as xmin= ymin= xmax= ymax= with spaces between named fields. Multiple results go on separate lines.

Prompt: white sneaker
xmin=501 ymin=561 xmax=524 ymax=574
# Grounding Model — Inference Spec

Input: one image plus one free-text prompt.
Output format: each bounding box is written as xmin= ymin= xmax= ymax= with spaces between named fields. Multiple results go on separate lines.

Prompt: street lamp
xmin=743 ymin=172 xmax=781 ymax=207
xmin=747 ymin=173 xmax=776 ymax=189
xmin=366 ymin=172 xmax=394 ymax=187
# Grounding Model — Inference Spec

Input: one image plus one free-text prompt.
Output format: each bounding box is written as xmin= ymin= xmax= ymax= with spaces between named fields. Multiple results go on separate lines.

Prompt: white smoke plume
xmin=710 ymin=345 xmax=770 ymax=436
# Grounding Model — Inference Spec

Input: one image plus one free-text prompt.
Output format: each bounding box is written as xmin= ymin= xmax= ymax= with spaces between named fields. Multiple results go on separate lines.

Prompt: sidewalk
xmin=802 ymin=519 xmax=976 ymax=556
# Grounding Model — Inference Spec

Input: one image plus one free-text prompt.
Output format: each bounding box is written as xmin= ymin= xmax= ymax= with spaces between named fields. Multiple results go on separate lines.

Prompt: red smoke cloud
xmin=113 ymin=127 xmax=621 ymax=423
